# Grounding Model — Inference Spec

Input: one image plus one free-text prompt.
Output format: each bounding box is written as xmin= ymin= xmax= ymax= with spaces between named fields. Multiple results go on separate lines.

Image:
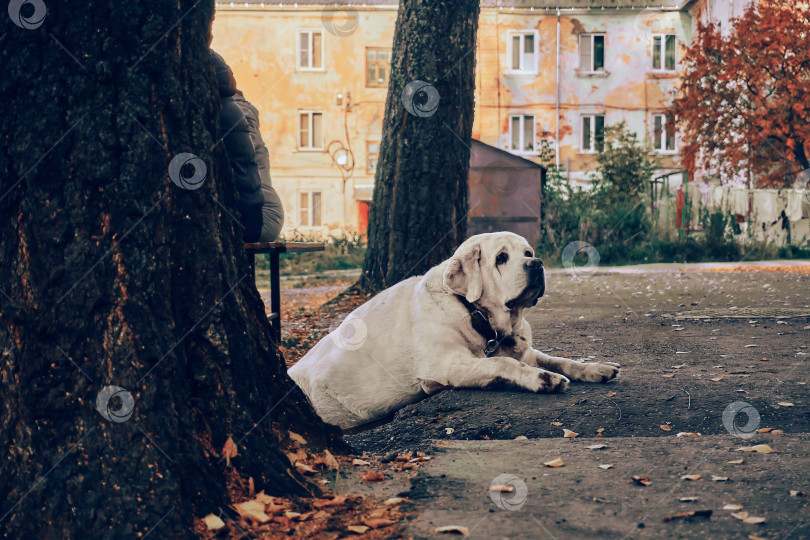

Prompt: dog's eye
xmin=495 ymin=252 xmax=508 ymax=265
xmin=524 ymin=250 xmax=532 ymax=258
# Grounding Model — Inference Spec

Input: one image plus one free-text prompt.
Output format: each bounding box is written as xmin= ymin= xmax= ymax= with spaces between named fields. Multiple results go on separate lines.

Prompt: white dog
xmin=288 ymin=232 xmax=619 ymax=429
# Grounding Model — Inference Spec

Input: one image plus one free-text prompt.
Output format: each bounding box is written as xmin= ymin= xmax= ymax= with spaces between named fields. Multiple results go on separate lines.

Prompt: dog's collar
xmin=456 ymin=295 xmax=517 ymax=357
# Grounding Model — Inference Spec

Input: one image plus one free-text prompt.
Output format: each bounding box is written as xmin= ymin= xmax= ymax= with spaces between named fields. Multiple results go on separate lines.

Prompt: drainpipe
xmin=555 ymin=8 xmax=561 ymax=169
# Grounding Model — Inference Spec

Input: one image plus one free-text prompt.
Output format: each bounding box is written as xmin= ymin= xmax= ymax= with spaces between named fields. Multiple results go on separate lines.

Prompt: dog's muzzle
xmin=506 ymin=258 xmax=545 ymax=309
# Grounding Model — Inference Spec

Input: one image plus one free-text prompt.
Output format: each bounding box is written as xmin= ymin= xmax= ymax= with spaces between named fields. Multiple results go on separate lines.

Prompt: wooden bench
xmin=244 ymin=241 xmax=326 ymax=340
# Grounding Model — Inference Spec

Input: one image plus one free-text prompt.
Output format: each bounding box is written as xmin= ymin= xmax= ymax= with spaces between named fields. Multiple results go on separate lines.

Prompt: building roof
xmin=221 ymin=0 xmax=689 ymax=9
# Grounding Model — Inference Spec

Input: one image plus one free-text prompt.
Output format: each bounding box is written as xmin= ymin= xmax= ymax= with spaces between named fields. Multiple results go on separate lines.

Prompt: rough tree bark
xmin=357 ymin=0 xmax=480 ymax=293
xmin=0 ymin=2 xmax=341 ymax=538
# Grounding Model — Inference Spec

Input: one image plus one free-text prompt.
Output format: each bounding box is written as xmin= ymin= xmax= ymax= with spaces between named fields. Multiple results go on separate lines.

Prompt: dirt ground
xmin=276 ymin=264 xmax=810 ymax=538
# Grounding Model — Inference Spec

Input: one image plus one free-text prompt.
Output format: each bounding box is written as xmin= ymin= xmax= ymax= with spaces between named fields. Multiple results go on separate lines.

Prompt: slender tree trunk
xmin=0 ymin=2 xmax=341 ymax=538
xmin=357 ymin=0 xmax=480 ymax=293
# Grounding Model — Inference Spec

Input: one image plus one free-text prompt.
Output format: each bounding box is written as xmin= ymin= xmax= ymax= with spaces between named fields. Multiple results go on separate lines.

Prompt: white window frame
xmin=506 ymin=30 xmax=539 ymax=75
xmin=297 ymin=110 xmax=323 ymax=151
xmin=508 ymin=114 xmax=537 ymax=155
xmin=650 ymin=33 xmax=677 ymax=72
xmin=299 ymin=191 xmax=322 ymax=227
xmin=651 ymin=112 xmax=677 ymax=154
xmin=579 ymin=33 xmax=606 ymax=73
xmin=297 ymin=29 xmax=324 ymax=71
xmin=580 ymin=114 xmax=605 ymax=154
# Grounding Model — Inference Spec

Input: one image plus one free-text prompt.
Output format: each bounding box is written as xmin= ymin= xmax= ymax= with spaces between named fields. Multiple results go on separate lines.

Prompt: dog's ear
xmin=443 ymin=243 xmax=483 ymax=303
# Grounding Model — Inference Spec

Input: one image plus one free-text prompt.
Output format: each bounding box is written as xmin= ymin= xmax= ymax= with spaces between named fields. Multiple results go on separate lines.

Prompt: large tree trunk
xmin=0 ymin=2 xmax=341 ymax=538
xmin=357 ymin=0 xmax=480 ymax=293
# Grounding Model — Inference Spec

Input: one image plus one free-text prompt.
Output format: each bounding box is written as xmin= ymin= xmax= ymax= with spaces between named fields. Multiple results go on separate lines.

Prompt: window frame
xmin=365 ymin=47 xmax=390 ymax=88
xmin=650 ymin=33 xmax=677 ymax=72
xmin=297 ymin=110 xmax=324 ymax=151
xmin=579 ymin=33 xmax=606 ymax=73
xmin=366 ymin=141 xmax=380 ymax=175
xmin=651 ymin=112 xmax=677 ymax=154
xmin=299 ymin=191 xmax=323 ymax=227
xmin=505 ymin=30 xmax=540 ymax=75
xmin=580 ymin=114 xmax=605 ymax=154
xmin=508 ymin=114 xmax=537 ymax=155
xmin=297 ymin=29 xmax=325 ymax=71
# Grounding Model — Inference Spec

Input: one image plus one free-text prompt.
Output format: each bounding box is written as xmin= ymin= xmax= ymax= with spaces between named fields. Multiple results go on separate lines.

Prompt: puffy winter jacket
xmin=233 ymin=92 xmax=285 ymax=241
xmin=210 ymin=50 xmax=263 ymax=242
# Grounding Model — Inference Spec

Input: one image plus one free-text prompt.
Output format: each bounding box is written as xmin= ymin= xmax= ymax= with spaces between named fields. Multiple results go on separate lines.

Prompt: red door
xmin=357 ymin=201 xmax=369 ymax=236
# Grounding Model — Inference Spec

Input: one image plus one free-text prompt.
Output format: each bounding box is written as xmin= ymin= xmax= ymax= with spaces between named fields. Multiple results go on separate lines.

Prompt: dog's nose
xmin=525 ymin=258 xmax=544 ymax=282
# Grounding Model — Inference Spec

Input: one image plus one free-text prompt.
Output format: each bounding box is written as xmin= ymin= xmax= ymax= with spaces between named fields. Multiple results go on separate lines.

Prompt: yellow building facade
xmin=212 ymin=1 xmax=693 ymax=236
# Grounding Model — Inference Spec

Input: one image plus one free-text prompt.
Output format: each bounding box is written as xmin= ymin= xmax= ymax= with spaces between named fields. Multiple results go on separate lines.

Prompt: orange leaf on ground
xmin=362 ymin=471 xmax=385 ymax=482
xmin=364 ymin=518 xmax=396 ymax=529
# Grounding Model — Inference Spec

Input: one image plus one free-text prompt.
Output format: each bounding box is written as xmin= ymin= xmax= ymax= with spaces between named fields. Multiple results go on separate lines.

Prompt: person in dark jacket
xmin=210 ymin=50 xmax=265 ymax=242
xmin=233 ymin=90 xmax=285 ymax=241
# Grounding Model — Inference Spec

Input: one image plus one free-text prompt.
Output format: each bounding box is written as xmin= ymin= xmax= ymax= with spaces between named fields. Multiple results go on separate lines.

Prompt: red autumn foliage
xmin=673 ymin=0 xmax=810 ymax=187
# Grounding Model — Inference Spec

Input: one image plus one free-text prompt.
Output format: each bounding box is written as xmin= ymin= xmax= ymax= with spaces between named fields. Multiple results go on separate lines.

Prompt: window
xmin=507 ymin=31 xmax=538 ymax=73
xmin=652 ymin=113 xmax=676 ymax=152
xmin=367 ymin=141 xmax=379 ymax=175
xmin=579 ymin=34 xmax=605 ymax=72
xmin=366 ymin=48 xmax=390 ymax=87
xmin=509 ymin=115 xmax=536 ymax=154
xmin=581 ymin=115 xmax=605 ymax=153
xmin=298 ymin=111 xmax=323 ymax=150
xmin=299 ymin=191 xmax=322 ymax=226
xmin=297 ymin=30 xmax=323 ymax=70
xmin=651 ymin=34 xmax=676 ymax=71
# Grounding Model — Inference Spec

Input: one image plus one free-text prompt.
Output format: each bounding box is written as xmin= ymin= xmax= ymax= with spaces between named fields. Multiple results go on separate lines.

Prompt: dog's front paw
xmin=576 ymin=361 xmax=620 ymax=383
xmin=535 ymin=370 xmax=569 ymax=393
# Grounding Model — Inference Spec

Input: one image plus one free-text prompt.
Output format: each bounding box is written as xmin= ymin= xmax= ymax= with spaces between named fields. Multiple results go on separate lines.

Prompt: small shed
xmin=467 ymin=139 xmax=545 ymax=247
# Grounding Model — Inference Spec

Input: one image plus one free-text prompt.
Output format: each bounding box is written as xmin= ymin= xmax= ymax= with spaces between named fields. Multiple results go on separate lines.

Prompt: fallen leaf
xmin=364 ymin=518 xmax=395 ymax=529
xmin=551 ymin=422 xmax=563 ymax=426
xmin=676 ymin=432 xmax=701 ymax=437
xmin=771 ymin=429 xmax=784 ymax=435
xmin=563 ymin=429 xmax=579 ymax=438
xmin=680 ymin=496 xmax=699 ymax=502
xmin=631 ymin=475 xmax=652 ymax=486
xmin=202 ymin=514 xmax=225 ymax=530
xmin=434 ymin=525 xmax=470 ymax=536
xmin=671 ymin=364 xmax=686 ymax=369
xmin=586 ymin=444 xmax=607 ymax=450
xmin=323 ymin=449 xmax=339 ymax=470
xmin=543 ymin=457 xmax=565 ymax=468
xmin=295 ymin=462 xmax=317 ymax=474
xmin=596 ymin=427 xmax=605 ymax=433
xmin=606 ymin=392 xmax=616 ymax=397
xmin=289 ymin=431 xmax=307 ymax=445
xmin=384 ymin=497 xmax=407 ymax=505
xmin=723 ymin=504 xmax=743 ymax=510
xmin=352 ymin=458 xmax=371 ymax=466
xmin=711 ymin=376 xmax=724 ymax=381
xmin=681 ymin=474 xmax=701 ymax=481
xmin=755 ymin=427 xmax=773 ymax=433
xmin=445 ymin=428 xmax=455 ymax=435
xmin=410 ymin=456 xmax=431 ymax=463
xmin=362 ymin=471 xmax=385 ymax=482
xmin=777 ymin=402 xmax=794 ymax=407
xmin=663 ymin=509 xmax=712 ymax=522
xmin=222 ymin=436 xmax=238 ymax=467
xmin=790 ymin=490 xmax=807 ymax=497
xmin=663 ymin=373 xmax=676 ymax=378
xmin=285 ymin=511 xmax=301 ymax=519
xmin=736 ymin=444 xmax=774 ymax=453
xmin=660 ymin=424 xmax=672 ymax=431
xmin=731 ymin=511 xmax=766 ymax=524
xmin=598 ymin=464 xmax=614 ymax=470
xmin=234 ymin=500 xmax=270 ymax=523
xmin=727 ymin=458 xmax=744 ymax=464
xmin=313 ymin=496 xmax=347 ymax=508
xmin=347 ymin=525 xmax=369 ymax=534
xmin=711 ymin=475 xmax=729 ymax=482
xmin=515 ymin=435 xmax=528 ymax=440
xmin=255 ymin=491 xmax=274 ymax=505
xmin=490 ymin=484 xmax=516 ymax=493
